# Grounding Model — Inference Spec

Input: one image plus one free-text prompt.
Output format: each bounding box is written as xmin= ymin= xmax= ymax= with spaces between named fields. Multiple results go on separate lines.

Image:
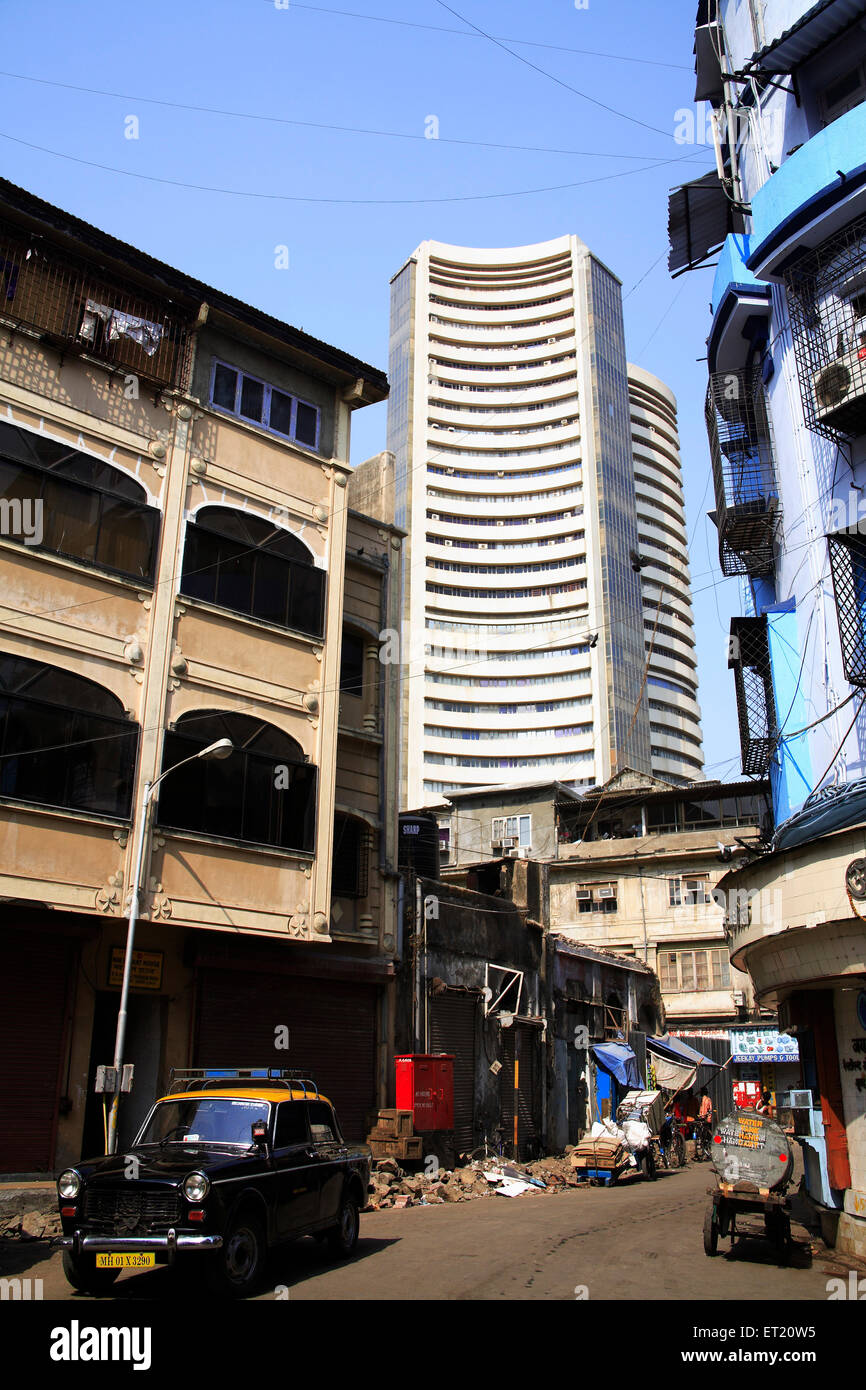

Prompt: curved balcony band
xmin=747 ymin=104 xmax=866 ymax=281
xmin=707 ymin=234 xmax=772 ymax=376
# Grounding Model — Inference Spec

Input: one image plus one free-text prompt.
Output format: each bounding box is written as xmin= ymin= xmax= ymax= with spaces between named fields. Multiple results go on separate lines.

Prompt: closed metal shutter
xmin=0 ymin=931 xmax=74 ymax=1172
xmin=430 ymin=990 xmax=478 ymax=1153
xmin=500 ymin=1021 xmax=542 ymax=1161
xmin=195 ymin=970 xmax=378 ymax=1140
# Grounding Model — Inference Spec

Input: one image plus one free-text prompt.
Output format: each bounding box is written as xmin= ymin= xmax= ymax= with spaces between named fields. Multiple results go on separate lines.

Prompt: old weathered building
xmin=0 ymin=178 xmax=399 ymax=1167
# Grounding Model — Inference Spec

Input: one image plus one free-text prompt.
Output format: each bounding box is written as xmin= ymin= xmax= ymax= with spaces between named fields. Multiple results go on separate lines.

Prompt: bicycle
xmin=658 ymin=1113 xmax=686 ymax=1169
xmin=692 ymin=1117 xmax=714 ymax=1162
xmin=469 ymin=1124 xmax=511 ymax=1164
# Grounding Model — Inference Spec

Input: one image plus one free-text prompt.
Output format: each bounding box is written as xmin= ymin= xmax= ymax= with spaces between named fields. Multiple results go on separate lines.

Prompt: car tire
xmin=62 ymin=1249 xmax=121 ymax=1295
xmin=327 ymin=1192 xmax=359 ymax=1258
xmin=205 ymin=1210 xmax=266 ymax=1298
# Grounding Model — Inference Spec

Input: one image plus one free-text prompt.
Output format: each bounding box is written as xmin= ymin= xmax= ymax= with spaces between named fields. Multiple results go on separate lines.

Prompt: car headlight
xmin=58 ymin=1169 xmax=81 ymax=1200
xmin=183 ymin=1171 xmax=210 ymax=1203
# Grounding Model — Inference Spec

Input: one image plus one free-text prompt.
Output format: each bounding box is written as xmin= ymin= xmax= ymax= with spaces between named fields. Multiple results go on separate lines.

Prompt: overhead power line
xmin=0 ymin=129 xmax=712 ymax=206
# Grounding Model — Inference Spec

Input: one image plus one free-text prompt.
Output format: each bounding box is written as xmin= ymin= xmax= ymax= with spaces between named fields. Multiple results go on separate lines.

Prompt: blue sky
xmin=0 ymin=0 xmax=744 ymax=779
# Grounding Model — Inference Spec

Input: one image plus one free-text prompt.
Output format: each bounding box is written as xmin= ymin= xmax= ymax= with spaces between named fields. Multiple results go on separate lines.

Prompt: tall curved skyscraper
xmin=387 ymin=236 xmax=703 ymax=805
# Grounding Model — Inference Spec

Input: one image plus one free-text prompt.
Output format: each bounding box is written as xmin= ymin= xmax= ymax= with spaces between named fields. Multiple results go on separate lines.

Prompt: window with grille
xmin=728 ymin=615 xmax=778 ymax=774
xmin=827 ymin=527 xmax=866 ymax=685
xmin=784 ymin=214 xmax=866 ymax=441
xmin=576 ymin=882 xmax=618 ymax=914
xmin=210 ymin=359 xmax=320 ymax=450
xmin=705 ymin=368 xmax=778 ymax=577
xmin=658 ymin=948 xmax=730 ymax=992
xmin=331 ymin=815 xmax=370 ymax=898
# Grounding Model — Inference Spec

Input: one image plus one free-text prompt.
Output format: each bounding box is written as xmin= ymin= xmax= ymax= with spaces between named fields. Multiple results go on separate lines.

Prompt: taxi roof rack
xmin=168 ymin=1068 xmax=319 ymax=1098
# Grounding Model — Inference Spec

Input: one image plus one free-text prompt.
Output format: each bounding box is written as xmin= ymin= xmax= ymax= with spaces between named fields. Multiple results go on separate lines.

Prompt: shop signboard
xmin=730 ymin=1028 xmax=799 ymax=1064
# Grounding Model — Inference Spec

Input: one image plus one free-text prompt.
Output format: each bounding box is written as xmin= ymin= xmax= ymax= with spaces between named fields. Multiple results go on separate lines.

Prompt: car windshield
xmin=137 ymin=1098 xmax=270 ymax=1147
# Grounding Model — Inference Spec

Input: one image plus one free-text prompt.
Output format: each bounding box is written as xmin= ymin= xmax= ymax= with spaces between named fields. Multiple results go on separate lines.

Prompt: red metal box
xmin=394 ymin=1053 xmax=454 ymax=1132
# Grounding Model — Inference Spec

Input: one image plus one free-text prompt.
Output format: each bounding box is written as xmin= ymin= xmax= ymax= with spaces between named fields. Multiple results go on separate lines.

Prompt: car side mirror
xmin=251 ymin=1120 xmax=269 ymax=1148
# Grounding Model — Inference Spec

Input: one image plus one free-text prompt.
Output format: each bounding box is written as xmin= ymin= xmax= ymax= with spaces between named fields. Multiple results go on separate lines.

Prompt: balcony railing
xmin=784 ymin=212 xmax=866 ymax=441
xmin=0 ymin=223 xmax=189 ymax=390
xmin=729 ymin=616 xmax=778 ymax=776
xmin=705 ymin=368 xmax=779 ymax=576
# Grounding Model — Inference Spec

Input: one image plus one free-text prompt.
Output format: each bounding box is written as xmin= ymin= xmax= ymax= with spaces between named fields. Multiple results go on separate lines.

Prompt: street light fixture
xmin=107 ymin=737 xmax=233 ymax=1152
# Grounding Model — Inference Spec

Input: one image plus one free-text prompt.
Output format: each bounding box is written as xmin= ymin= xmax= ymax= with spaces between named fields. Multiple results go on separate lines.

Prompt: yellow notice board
xmin=108 ymin=947 xmax=163 ymax=992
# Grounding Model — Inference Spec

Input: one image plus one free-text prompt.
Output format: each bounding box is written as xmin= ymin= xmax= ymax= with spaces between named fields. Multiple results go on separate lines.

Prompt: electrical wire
xmin=272 ymin=3 xmax=693 ymax=71
xmin=430 ymin=0 xmax=679 ymax=139
xmin=806 ymin=690 xmax=866 ymax=798
xmin=0 ymin=69 xmax=699 ymax=164
xmin=0 ymin=129 xmax=711 ymax=207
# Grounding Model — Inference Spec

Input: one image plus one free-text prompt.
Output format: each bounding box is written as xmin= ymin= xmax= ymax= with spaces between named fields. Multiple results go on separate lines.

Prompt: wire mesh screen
xmin=827 ymin=528 xmax=866 ymax=685
xmin=0 ymin=222 xmax=188 ymax=390
xmin=729 ymin=616 xmax=777 ymax=774
xmin=705 ymin=367 xmax=779 ymax=576
xmin=784 ymin=213 xmax=866 ymax=441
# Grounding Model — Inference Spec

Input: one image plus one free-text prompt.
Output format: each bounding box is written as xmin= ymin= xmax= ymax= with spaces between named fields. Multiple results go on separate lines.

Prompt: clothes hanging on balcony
xmin=79 ymin=299 xmax=163 ymax=356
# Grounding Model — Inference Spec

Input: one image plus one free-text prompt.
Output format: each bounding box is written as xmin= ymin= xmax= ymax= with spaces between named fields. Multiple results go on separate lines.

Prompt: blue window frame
xmin=209 ymin=359 xmax=321 ymax=451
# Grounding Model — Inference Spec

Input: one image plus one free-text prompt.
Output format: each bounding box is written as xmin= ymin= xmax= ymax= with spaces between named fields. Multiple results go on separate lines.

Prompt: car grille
xmin=82 ymin=1189 xmax=182 ymax=1233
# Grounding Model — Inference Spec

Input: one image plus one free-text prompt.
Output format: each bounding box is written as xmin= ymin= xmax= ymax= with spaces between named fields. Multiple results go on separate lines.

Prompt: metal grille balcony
xmin=827 ymin=527 xmax=866 ymax=686
xmin=728 ymin=616 xmax=777 ymax=775
xmin=0 ymin=222 xmax=189 ymax=390
xmin=705 ymin=368 xmax=778 ymax=576
xmin=784 ymin=214 xmax=866 ymax=441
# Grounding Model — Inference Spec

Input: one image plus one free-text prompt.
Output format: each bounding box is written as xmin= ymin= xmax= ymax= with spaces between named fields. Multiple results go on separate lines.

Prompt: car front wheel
xmin=327 ymin=1193 xmax=359 ymax=1257
xmin=62 ymin=1249 xmax=121 ymax=1295
xmin=206 ymin=1211 xmax=266 ymax=1297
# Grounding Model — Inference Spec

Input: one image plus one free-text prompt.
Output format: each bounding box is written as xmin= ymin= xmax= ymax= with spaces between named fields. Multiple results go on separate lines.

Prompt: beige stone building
xmin=0 ymin=178 xmax=400 ymax=1169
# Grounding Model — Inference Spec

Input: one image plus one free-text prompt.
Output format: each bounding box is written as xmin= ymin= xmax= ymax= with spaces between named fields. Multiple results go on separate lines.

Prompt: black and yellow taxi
xmin=57 ymin=1069 xmax=371 ymax=1297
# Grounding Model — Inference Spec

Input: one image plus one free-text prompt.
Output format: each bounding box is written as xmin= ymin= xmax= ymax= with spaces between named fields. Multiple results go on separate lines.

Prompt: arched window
xmin=0 ymin=420 xmax=158 ymax=581
xmin=181 ymin=507 xmax=325 ymax=637
xmin=156 ymin=710 xmax=316 ymax=852
xmin=0 ymin=653 xmax=137 ymax=817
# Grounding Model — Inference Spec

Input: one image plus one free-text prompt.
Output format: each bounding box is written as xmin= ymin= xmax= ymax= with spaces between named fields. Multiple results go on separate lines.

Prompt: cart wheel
xmin=703 ymin=1204 xmax=719 ymax=1256
xmin=775 ymin=1211 xmax=793 ymax=1266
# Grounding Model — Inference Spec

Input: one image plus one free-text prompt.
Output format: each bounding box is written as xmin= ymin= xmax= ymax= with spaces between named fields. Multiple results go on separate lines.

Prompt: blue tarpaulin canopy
xmin=591 ymin=1042 xmax=643 ymax=1089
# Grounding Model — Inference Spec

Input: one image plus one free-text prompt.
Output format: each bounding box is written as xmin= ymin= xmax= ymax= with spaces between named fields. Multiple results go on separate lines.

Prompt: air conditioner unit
xmin=442 ymin=538 xmax=452 ymax=546
xmin=789 ymin=1089 xmax=813 ymax=1109
xmin=576 ymin=889 xmax=592 ymax=901
xmin=731 ymin=989 xmax=746 ymax=1006
xmin=812 ymin=350 xmax=866 ymax=428
xmin=598 ymin=886 xmax=616 ymax=899
xmin=501 ymin=836 xmax=517 ymax=848
xmin=518 ymin=846 xmax=531 ymax=859
xmin=505 ymin=847 xmax=519 ymax=858
xmin=491 ymin=838 xmax=503 ymax=849
xmin=496 ymin=520 xmax=504 ymax=526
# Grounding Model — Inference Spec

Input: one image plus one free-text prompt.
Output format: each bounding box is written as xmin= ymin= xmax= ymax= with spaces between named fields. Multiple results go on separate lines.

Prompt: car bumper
xmin=60 ymin=1229 xmax=223 ymax=1258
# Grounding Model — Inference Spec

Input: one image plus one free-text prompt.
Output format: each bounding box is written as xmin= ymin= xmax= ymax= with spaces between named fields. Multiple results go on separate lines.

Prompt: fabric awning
xmin=592 ymin=1042 xmax=643 ymax=1089
xmin=647 ymin=1033 xmax=723 ymax=1091
xmin=668 ymin=172 xmax=745 ymax=276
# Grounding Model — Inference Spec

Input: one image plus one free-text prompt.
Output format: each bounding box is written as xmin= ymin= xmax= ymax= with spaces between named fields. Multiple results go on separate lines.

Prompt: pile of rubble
xmin=364 ymin=1150 xmax=586 ymax=1211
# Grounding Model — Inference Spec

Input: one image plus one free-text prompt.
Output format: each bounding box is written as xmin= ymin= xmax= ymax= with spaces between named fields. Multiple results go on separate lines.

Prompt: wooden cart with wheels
xmin=703 ymin=1184 xmax=793 ymax=1264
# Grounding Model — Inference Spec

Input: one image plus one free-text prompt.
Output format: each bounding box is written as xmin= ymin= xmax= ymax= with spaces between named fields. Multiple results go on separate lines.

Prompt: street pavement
xmin=8 ymin=1161 xmax=836 ymax=1302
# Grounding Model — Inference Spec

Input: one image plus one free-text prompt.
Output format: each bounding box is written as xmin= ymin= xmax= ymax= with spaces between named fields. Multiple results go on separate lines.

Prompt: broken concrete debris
xmin=363 ymin=1151 xmax=592 ymax=1211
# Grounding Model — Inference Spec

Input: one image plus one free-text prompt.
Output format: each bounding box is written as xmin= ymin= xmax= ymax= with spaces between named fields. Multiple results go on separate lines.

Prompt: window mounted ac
xmin=812 ymin=350 xmax=866 ymax=427
xmin=518 ymin=846 xmax=531 ymax=859
xmin=789 ymin=1090 xmax=812 ymax=1108
xmin=598 ymin=886 xmax=616 ymax=899
xmin=505 ymin=847 xmax=519 ymax=858
xmin=576 ymin=889 xmax=592 ymax=901
xmin=501 ymin=836 xmax=517 ymax=848
xmin=443 ymin=538 xmax=452 ymax=546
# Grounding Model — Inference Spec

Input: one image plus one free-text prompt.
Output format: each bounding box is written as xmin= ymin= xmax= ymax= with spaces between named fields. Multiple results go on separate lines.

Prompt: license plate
xmin=96 ymin=1253 xmax=156 ymax=1269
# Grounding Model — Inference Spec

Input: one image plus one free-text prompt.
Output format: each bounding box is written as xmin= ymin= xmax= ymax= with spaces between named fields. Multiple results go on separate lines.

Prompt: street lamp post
xmin=107 ymin=737 xmax=233 ymax=1153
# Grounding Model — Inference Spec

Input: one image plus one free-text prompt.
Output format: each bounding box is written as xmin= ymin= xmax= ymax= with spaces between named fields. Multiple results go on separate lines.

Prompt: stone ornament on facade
xmin=148 ymin=878 xmax=172 ymax=920
xmin=288 ymin=912 xmax=308 ymax=938
xmin=95 ymin=871 xmax=124 ymax=914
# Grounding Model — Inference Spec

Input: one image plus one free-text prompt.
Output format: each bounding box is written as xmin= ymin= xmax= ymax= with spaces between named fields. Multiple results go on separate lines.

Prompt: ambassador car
xmin=57 ymin=1069 xmax=371 ymax=1296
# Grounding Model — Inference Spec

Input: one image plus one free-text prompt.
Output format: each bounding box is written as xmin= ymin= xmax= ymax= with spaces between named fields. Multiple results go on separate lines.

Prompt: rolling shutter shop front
xmin=195 ymin=968 xmax=378 ymax=1141
xmin=430 ymin=989 xmax=478 ymax=1155
xmin=0 ymin=928 xmax=75 ymax=1172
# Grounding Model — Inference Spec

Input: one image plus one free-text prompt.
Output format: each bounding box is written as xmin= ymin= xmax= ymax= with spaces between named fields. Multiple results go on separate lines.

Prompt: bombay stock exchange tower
xmin=387 ymin=235 xmax=704 ymax=807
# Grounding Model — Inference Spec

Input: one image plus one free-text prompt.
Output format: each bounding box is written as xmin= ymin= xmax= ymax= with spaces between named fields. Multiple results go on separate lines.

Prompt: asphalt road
xmin=7 ymin=1162 xmax=834 ymax=1302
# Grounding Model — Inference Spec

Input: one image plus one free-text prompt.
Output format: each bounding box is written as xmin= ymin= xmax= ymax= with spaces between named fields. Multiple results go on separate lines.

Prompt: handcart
xmin=703 ymin=1109 xmax=796 ymax=1265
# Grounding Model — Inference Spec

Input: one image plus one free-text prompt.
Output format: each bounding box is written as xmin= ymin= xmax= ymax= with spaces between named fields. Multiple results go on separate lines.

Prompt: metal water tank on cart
xmin=704 ymin=1109 xmax=797 ymax=1263
xmin=398 ymin=812 xmax=441 ymax=879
